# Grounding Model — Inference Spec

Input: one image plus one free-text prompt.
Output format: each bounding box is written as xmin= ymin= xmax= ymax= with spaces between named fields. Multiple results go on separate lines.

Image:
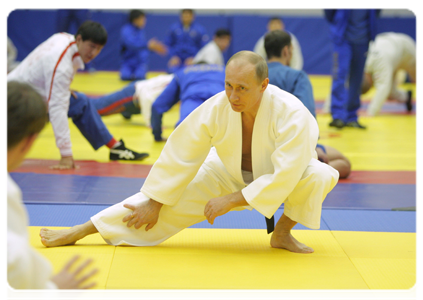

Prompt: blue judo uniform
xmin=268 ymin=62 xmax=316 ymax=118
xmin=166 ymin=21 xmax=209 ymax=73
xmin=120 ymin=23 xmax=149 ymax=81
xmin=70 ymin=83 xmax=140 ymax=149
xmin=325 ymin=9 xmax=379 ymax=124
xmin=151 ymin=64 xmax=225 ymax=141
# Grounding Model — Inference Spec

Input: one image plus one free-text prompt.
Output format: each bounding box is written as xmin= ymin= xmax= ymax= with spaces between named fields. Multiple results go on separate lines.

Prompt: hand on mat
xmin=50 ymin=156 xmax=79 ymax=170
xmin=51 ymin=255 xmax=98 ymax=289
xmin=123 ymin=199 xmax=163 ymax=230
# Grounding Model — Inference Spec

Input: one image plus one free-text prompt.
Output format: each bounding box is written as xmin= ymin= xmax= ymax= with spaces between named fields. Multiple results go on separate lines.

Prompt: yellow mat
xmin=29 ymin=227 xmax=416 ymax=290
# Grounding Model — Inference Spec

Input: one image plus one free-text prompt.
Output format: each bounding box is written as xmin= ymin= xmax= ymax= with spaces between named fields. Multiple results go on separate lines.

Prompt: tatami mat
xmin=28 ymin=227 xmax=415 ymax=290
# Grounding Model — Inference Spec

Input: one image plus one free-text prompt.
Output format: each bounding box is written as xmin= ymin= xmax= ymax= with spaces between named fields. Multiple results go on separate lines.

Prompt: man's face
xmin=215 ymin=36 xmax=231 ymax=51
xmin=76 ymin=35 xmax=104 ymax=64
xmin=133 ymin=16 xmax=146 ymax=28
xmin=225 ymin=60 xmax=268 ymax=114
xmin=268 ymin=19 xmax=284 ymax=32
xmin=285 ymin=44 xmax=293 ymax=65
xmin=181 ymin=11 xmax=194 ymax=26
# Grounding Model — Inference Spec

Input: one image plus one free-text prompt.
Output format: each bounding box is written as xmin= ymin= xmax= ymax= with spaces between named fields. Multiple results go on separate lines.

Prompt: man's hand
xmin=316 ymin=147 xmax=329 ymax=164
xmin=50 ymin=156 xmax=79 ymax=170
xmin=184 ymin=57 xmax=194 ymax=65
xmin=204 ymin=191 xmax=248 ymax=225
xmin=148 ymin=38 xmax=168 ymax=56
xmin=50 ymin=255 xmax=98 ymax=289
xmin=168 ymin=56 xmax=181 ymax=67
xmin=122 ymin=199 xmax=163 ymax=230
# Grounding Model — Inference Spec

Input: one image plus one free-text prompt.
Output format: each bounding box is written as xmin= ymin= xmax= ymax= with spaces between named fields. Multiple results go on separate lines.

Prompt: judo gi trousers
xmin=91 ymin=150 xmax=339 ymax=246
xmin=68 ymin=94 xmax=114 ymax=150
xmin=330 ymin=41 xmax=369 ymax=122
xmin=120 ymin=58 xmax=148 ymax=81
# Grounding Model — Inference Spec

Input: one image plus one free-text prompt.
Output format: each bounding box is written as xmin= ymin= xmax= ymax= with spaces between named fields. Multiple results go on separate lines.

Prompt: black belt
xmin=265 ymin=215 xmax=275 ymax=234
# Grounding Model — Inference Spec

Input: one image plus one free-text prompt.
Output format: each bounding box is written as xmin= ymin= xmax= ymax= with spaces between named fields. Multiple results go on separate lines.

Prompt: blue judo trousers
xmin=69 ymin=83 xmax=140 ymax=149
xmin=325 ymin=9 xmax=379 ymax=123
xmin=151 ymin=64 xmax=225 ymax=141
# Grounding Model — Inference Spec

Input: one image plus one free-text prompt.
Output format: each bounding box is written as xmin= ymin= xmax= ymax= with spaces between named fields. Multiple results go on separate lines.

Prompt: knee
xmin=304 ymin=160 xmax=339 ymax=188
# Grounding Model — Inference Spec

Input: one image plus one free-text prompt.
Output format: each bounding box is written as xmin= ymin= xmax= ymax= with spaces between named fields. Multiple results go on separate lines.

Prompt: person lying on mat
xmin=7 ymin=81 xmax=98 ymax=289
xmin=40 ymin=51 xmax=339 ymax=254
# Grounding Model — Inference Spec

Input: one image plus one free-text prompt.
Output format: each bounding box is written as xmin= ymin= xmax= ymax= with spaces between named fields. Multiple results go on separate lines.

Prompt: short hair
xmin=129 ymin=9 xmax=145 ymax=23
xmin=215 ymin=28 xmax=231 ymax=38
xmin=264 ymin=30 xmax=291 ymax=59
xmin=8 ymin=81 xmax=48 ymax=150
xmin=269 ymin=16 xmax=283 ymax=23
xmin=226 ymin=51 xmax=268 ymax=83
xmin=75 ymin=20 xmax=108 ymax=46
xmin=181 ymin=9 xmax=194 ymax=15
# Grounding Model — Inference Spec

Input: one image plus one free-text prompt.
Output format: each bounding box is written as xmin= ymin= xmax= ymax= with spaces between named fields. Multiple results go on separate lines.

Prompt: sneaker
xmin=345 ymin=121 xmax=367 ymax=129
xmin=329 ymin=119 xmax=345 ymax=129
xmin=405 ymin=90 xmax=413 ymax=112
xmin=110 ymin=140 xmax=149 ymax=161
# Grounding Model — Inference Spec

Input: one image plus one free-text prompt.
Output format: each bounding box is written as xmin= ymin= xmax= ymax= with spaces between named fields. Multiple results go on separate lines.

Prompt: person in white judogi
xmin=254 ymin=17 xmax=303 ymax=70
xmin=40 ymin=51 xmax=338 ymax=254
xmin=361 ymin=32 xmax=416 ymax=116
xmin=7 ymin=81 xmax=97 ymax=289
xmin=193 ymin=28 xmax=231 ymax=66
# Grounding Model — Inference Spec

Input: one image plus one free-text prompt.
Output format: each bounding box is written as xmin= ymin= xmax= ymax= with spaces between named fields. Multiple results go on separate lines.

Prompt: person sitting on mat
xmin=40 ymin=51 xmax=339 ymax=254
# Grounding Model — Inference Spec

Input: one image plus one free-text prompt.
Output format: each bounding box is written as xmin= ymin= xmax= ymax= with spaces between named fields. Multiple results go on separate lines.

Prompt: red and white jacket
xmin=8 ymin=33 xmax=85 ymax=157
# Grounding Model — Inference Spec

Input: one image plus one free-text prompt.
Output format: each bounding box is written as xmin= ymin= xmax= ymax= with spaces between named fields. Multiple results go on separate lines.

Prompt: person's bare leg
xmin=270 ymin=213 xmax=314 ymax=253
xmin=40 ymin=220 xmax=98 ymax=247
xmin=325 ymin=145 xmax=351 ymax=179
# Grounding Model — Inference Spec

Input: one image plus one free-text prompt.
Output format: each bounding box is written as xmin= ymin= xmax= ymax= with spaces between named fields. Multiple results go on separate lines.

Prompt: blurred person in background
xmin=193 ymin=28 xmax=232 ymax=66
xmin=120 ymin=9 xmax=167 ymax=81
xmin=165 ymin=9 xmax=209 ymax=73
xmin=325 ymin=9 xmax=380 ymax=129
xmin=8 ymin=21 xmax=149 ymax=169
xmin=254 ymin=16 xmax=303 ymax=70
xmin=361 ymin=32 xmax=415 ymax=116
xmin=8 ymin=81 xmax=98 ymax=289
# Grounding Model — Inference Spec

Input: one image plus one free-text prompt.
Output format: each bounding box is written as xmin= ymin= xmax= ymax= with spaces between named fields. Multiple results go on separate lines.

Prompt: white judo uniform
xmin=134 ymin=74 xmax=174 ymax=126
xmin=7 ymin=175 xmax=57 ymax=289
xmin=7 ymin=33 xmax=84 ymax=157
xmin=91 ymin=84 xmax=339 ymax=246
xmin=364 ymin=32 xmax=416 ymax=116
xmin=254 ymin=33 xmax=303 ymax=70
xmin=193 ymin=40 xmax=225 ymax=66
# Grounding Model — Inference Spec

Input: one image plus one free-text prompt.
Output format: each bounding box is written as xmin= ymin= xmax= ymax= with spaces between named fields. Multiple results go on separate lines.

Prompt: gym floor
xmin=9 ymin=71 xmax=417 ymax=297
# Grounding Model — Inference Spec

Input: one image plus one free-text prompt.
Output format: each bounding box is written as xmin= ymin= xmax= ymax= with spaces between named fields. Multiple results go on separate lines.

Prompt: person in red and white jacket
xmin=8 ymin=21 xmax=148 ymax=169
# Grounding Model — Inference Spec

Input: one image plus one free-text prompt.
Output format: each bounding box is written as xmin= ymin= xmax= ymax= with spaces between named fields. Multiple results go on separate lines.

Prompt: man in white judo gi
xmin=8 ymin=81 xmax=98 ymax=289
xmin=40 ymin=51 xmax=339 ymax=254
xmin=361 ymin=32 xmax=415 ymax=116
xmin=193 ymin=28 xmax=232 ymax=66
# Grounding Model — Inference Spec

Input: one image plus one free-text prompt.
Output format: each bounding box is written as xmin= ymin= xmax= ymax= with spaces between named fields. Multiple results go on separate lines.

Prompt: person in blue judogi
xmin=165 ymin=9 xmax=209 ymax=73
xmin=120 ymin=10 xmax=166 ymax=81
xmin=151 ymin=63 xmax=225 ymax=141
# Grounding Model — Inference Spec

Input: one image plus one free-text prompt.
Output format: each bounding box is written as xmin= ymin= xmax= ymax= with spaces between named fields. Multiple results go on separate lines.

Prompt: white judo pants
xmin=91 ymin=155 xmax=338 ymax=246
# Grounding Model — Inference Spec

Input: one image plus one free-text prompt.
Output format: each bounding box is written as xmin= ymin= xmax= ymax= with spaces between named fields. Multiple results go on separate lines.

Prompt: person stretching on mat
xmin=8 ymin=81 xmax=98 ymax=289
xmin=40 ymin=51 xmax=339 ymax=254
xmin=7 ymin=21 xmax=148 ymax=170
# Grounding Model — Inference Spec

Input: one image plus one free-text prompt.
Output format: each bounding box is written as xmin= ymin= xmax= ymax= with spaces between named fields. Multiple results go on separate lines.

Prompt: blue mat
xmin=13 ymin=173 xmax=416 ymax=211
xmin=25 ymin=204 xmax=415 ymax=233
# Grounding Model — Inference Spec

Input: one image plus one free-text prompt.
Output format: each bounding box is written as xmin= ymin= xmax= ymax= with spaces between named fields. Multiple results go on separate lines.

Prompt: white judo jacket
xmin=193 ymin=40 xmax=225 ymax=66
xmin=141 ymin=84 xmax=319 ymax=219
xmin=7 ymin=175 xmax=57 ymax=289
xmin=365 ymin=32 xmax=416 ymax=115
xmin=7 ymin=33 xmax=85 ymax=157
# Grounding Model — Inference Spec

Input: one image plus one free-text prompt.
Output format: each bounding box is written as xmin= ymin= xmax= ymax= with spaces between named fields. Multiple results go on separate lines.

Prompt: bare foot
xmin=40 ymin=227 xmax=80 ymax=247
xmin=270 ymin=232 xmax=314 ymax=254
